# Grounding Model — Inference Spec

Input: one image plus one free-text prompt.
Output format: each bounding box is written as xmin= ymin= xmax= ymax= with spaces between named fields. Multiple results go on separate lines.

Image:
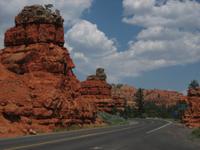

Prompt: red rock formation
xmin=111 ymin=85 xmax=136 ymax=111
xmin=183 ymin=88 xmax=200 ymax=128
xmin=80 ymin=68 xmax=115 ymax=113
xmin=111 ymin=84 xmax=185 ymax=108
xmin=5 ymin=5 xmax=64 ymax=47
xmin=0 ymin=5 xmax=96 ymax=138
xmin=143 ymin=89 xmax=185 ymax=107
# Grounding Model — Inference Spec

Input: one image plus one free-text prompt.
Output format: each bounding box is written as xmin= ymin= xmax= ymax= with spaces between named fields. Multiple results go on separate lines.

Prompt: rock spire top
xmin=15 ymin=4 xmax=64 ymax=26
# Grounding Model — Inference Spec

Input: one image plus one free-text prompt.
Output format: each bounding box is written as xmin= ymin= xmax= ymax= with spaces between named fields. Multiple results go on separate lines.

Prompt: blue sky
xmin=82 ymin=0 xmax=200 ymax=92
xmin=0 ymin=0 xmax=200 ymax=93
xmin=83 ymin=0 xmax=142 ymax=51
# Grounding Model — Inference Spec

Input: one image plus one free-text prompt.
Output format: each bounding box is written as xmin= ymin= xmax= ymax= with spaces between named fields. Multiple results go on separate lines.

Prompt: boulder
xmin=87 ymin=68 xmax=107 ymax=81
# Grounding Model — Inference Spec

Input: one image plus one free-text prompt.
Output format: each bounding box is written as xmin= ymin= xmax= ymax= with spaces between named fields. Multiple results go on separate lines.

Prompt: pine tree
xmin=189 ymin=80 xmax=199 ymax=89
xmin=135 ymin=88 xmax=144 ymax=117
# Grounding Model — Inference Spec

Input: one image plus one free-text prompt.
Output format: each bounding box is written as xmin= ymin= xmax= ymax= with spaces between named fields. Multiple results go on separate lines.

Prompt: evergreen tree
xmin=120 ymin=106 xmax=137 ymax=119
xmin=189 ymin=80 xmax=199 ymax=89
xmin=111 ymin=106 xmax=118 ymax=115
xmin=135 ymin=88 xmax=144 ymax=117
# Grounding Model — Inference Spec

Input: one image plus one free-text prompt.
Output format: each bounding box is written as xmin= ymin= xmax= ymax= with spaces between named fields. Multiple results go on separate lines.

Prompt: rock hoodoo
xmin=183 ymin=88 xmax=200 ymax=128
xmin=0 ymin=5 xmax=96 ymax=138
xmin=80 ymin=68 xmax=115 ymax=113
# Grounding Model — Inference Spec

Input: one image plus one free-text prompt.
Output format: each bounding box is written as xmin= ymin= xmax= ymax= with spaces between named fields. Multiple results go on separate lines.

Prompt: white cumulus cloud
xmin=65 ymin=20 xmax=118 ymax=79
xmin=121 ymin=0 xmax=200 ymax=67
xmin=66 ymin=20 xmax=117 ymax=58
xmin=66 ymin=0 xmax=200 ymax=82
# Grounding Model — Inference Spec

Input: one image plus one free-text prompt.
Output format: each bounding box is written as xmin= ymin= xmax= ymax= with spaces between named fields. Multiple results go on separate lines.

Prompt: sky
xmin=0 ymin=0 xmax=200 ymax=93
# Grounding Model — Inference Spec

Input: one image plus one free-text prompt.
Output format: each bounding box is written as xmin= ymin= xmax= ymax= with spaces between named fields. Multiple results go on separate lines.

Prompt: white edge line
xmin=146 ymin=120 xmax=172 ymax=134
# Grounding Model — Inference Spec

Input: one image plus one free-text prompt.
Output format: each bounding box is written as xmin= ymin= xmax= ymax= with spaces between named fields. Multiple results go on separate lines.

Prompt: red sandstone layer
xmin=80 ymin=69 xmax=115 ymax=113
xmin=4 ymin=24 xmax=64 ymax=47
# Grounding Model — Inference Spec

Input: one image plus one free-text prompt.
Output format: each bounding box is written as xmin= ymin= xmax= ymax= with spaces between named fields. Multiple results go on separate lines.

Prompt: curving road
xmin=0 ymin=119 xmax=199 ymax=150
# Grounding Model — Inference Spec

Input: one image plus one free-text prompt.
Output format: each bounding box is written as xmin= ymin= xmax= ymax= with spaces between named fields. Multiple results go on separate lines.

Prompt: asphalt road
xmin=0 ymin=119 xmax=199 ymax=150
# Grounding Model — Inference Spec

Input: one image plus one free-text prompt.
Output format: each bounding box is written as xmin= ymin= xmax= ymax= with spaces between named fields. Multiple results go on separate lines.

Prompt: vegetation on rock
xmin=189 ymin=80 xmax=199 ymax=89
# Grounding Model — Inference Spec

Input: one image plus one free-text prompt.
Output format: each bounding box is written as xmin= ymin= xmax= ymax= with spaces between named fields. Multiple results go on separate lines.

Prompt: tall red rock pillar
xmin=0 ymin=5 xmax=96 ymax=138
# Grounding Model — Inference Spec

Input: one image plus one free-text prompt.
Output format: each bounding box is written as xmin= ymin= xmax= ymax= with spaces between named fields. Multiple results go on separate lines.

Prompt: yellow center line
xmin=5 ymin=126 xmax=136 ymax=150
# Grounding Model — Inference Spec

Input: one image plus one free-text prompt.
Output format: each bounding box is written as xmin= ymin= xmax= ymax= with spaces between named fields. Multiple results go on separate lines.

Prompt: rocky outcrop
xmin=87 ymin=68 xmax=107 ymax=81
xmin=183 ymin=88 xmax=200 ymax=128
xmin=111 ymin=84 xmax=136 ymax=111
xmin=5 ymin=5 xmax=64 ymax=47
xmin=80 ymin=68 xmax=114 ymax=113
xmin=143 ymin=89 xmax=185 ymax=107
xmin=111 ymin=84 xmax=185 ymax=108
xmin=15 ymin=4 xmax=63 ymax=26
xmin=0 ymin=5 xmax=96 ymax=138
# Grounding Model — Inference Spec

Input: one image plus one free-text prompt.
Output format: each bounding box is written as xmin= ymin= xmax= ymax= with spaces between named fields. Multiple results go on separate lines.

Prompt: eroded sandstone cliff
xmin=111 ymin=84 xmax=185 ymax=108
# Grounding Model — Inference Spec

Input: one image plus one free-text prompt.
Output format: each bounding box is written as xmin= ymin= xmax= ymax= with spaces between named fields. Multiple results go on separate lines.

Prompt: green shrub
xmin=189 ymin=80 xmax=199 ymax=89
xmin=191 ymin=128 xmax=200 ymax=139
xmin=98 ymin=112 xmax=128 ymax=125
xmin=120 ymin=106 xmax=138 ymax=119
xmin=143 ymin=101 xmax=182 ymax=119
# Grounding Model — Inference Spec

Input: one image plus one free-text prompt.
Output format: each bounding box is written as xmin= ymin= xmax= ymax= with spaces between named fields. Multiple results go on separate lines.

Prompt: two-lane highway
xmin=0 ymin=119 xmax=199 ymax=150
